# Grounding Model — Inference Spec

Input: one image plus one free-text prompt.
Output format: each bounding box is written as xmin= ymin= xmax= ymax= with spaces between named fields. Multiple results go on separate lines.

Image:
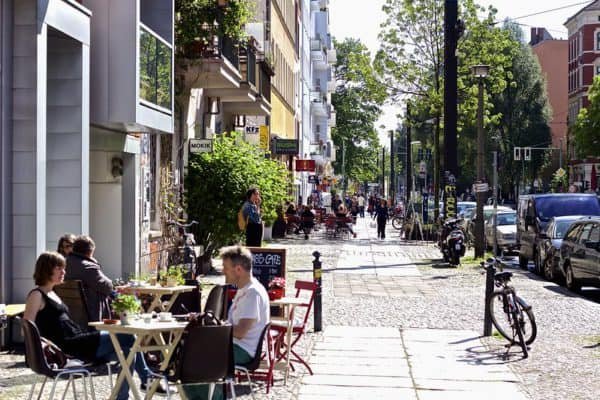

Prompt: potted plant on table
xmin=268 ymin=277 xmax=285 ymax=301
xmin=160 ymin=265 xmax=186 ymax=287
xmin=112 ymin=294 xmax=141 ymax=325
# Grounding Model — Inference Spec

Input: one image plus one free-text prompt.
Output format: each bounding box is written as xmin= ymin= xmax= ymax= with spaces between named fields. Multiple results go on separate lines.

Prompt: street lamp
xmin=471 ymin=64 xmax=490 ymax=258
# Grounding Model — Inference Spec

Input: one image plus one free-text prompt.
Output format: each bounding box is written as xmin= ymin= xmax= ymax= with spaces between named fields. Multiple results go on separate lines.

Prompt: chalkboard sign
xmin=247 ymin=247 xmax=286 ymax=290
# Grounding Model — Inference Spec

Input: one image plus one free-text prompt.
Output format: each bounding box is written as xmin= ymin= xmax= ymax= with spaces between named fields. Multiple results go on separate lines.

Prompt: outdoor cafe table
xmin=117 ymin=285 xmax=196 ymax=313
xmin=89 ymin=319 xmax=187 ymax=400
xmin=270 ymin=296 xmax=306 ymax=384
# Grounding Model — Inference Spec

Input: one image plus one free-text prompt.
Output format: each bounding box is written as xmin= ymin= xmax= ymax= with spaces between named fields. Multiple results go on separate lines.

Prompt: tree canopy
xmin=331 ymin=38 xmax=386 ymax=187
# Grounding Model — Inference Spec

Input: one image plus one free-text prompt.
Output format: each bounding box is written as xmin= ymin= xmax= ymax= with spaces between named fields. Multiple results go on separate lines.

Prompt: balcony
xmin=311 ymin=0 xmax=329 ymax=11
xmin=327 ymin=48 xmax=337 ymax=64
xmin=310 ymin=90 xmax=328 ymax=117
xmin=311 ymin=38 xmax=328 ymax=70
xmin=329 ymin=106 xmax=336 ymax=127
xmin=327 ymin=80 xmax=336 ymax=92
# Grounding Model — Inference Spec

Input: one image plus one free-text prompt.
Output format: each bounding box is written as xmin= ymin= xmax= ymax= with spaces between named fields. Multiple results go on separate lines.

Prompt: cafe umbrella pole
xmin=313 ymin=251 xmax=322 ymax=332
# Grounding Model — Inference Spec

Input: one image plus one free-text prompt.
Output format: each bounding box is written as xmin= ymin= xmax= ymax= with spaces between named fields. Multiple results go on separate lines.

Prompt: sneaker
xmin=353 ymin=233 xmax=357 ymax=238
xmin=140 ymin=381 xmax=168 ymax=394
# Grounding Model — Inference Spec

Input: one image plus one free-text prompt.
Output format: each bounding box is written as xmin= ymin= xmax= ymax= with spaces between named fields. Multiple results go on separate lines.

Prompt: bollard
xmin=312 ymin=251 xmax=322 ymax=332
xmin=483 ymin=261 xmax=495 ymax=336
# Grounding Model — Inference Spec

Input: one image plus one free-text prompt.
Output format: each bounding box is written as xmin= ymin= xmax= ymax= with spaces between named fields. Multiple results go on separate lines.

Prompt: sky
xmin=328 ymin=0 xmax=590 ymax=146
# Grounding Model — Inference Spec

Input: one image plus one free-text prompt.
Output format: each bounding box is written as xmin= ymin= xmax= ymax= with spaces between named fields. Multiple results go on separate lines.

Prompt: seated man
xmin=65 ymin=235 xmax=114 ymax=321
xmin=184 ymin=245 xmax=270 ymax=399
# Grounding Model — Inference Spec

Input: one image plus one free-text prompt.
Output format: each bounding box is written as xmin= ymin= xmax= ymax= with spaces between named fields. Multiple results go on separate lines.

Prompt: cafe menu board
xmin=247 ymin=247 xmax=286 ymax=290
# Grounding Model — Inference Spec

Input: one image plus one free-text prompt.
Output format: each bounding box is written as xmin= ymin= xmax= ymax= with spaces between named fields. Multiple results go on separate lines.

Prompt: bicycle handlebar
xmin=168 ymin=220 xmax=199 ymax=228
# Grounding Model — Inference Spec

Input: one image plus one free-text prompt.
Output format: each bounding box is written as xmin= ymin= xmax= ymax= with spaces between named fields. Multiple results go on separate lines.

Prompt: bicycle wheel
xmin=391 ymin=216 xmax=404 ymax=230
xmin=512 ymin=309 xmax=528 ymax=358
xmin=488 ymin=292 xmax=537 ymax=345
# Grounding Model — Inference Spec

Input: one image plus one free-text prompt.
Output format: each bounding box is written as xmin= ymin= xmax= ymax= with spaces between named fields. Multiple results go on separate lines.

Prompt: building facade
xmin=564 ymin=0 xmax=600 ymax=190
xmin=0 ymin=0 xmax=174 ymax=304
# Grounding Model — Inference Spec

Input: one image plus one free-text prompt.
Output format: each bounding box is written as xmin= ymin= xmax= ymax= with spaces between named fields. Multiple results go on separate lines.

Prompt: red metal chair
xmin=270 ymin=280 xmax=317 ymax=375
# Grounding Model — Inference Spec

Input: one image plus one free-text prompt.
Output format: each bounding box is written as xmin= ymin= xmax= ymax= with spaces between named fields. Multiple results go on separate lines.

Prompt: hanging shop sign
xmin=296 ymin=160 xmax=316 ymax=172
xmin=308 ymin=175 xmax=319 ymax=184
xmin=273 ymin=138 xmax=299 ymax=155
xmin=189 ymin=139 xmax=213 ymax=154
xmin=259 ymin=125 xmax=270 ymax=151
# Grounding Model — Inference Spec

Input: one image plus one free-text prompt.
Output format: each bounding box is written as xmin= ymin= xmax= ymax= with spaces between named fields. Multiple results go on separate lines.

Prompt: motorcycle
xmin=439 ymin=218 xmax=466 ymax=266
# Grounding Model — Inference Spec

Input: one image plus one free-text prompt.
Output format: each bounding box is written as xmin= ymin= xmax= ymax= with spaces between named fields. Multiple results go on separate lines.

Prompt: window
xmin=597 ymin=31 xmax=600 ymax=51
xmin=566 ymin=224 xmax=582 ymax=241
xmin=579 ymin=223 xmax=593 ymax=244
xmin=139 ymin=25 xmax=172 ymax=110
xmin=589 ymin=225 xmax=600 ymax=242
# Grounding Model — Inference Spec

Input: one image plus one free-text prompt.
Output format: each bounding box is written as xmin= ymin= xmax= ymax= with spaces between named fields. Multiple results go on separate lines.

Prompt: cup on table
xmin=142 ymin=313 xmax=153 ymax=323
xmin=158 ymin=312 xmax=172 ymax=322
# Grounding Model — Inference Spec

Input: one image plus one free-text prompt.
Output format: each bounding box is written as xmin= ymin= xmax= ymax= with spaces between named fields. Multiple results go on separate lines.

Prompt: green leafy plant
xmin=175 ymin=0 xmax=254 ymax=57
xmin=185 ymin=132 xmax=289 ymax=269
xmin=160 ymin=265 xmax=186 ymax=286
xmin=112 ymin=294 xmax=141 ymax=314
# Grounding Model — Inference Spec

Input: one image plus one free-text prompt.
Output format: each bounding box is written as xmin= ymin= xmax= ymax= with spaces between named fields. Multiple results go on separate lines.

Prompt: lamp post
xmin=471 ymin=64 xmax=490 ymax=259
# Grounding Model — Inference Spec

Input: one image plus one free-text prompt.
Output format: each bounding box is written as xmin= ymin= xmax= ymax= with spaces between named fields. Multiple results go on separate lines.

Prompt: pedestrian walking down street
xmin=357 ymin=193 xmax=366 ymax=217
xmin=373 ymin=199 xmax=389 ymax=239
xmin=243 ymin=188 xmax=263 ymax=247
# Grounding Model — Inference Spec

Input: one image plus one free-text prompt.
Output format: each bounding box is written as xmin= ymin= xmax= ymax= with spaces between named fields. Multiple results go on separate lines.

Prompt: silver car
xmin=485 ymin=210 xmax=518 ymax=254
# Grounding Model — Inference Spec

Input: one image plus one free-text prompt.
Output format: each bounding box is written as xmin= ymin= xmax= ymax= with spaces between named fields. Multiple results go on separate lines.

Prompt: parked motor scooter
xmin=439 ymin=218 xmax=466 ymax=266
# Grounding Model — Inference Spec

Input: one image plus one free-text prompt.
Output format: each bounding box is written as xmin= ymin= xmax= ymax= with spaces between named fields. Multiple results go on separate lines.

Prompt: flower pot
xmin=166 ymin=277 xmax=178 ymax=287
xmin=120 ymin=312 xmax=130 ymax=325
xmin=268 ymin=288 xmax=284 ymax=301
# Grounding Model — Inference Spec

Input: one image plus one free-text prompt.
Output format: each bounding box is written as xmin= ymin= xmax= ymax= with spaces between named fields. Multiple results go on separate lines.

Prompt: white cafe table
xmin=270 ymin=297 xmax=306 ymax=384
xmin=117 ymin=285 xmax=196 ymax=313
xmin=89 ymin=319 xmax=187 ymax=400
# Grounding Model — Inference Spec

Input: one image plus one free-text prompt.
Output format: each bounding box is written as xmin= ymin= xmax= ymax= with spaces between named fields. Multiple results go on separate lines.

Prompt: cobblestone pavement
xmin=2 ymin=217 xmax=599 ymax=399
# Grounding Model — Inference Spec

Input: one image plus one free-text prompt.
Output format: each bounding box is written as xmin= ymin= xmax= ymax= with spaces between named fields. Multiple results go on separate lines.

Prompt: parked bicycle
xmin=482 ymin=257 xmax=537 ymax=358
xmin=168 ymin=219 xmax=199 ymax=278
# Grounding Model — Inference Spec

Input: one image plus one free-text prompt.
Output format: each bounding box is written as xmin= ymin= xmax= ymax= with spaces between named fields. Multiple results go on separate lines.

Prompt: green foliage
xmin=488 ymin=22 xmax=552 ymax=193
xmin=112 ymin=294 xmax=141 ymax=314
xmin=175 ymin=0 xmax=254 ymax=56
xmin=332 ymin=38 xmax=385 ymax=185
xmin=376 ymin=0 xmax=551 ymax=194
xmin=185 ymin=133 xmax=289 ymax=258
xmin=550 ymin=169 xmax=568 ymax=193
xmin=160 ymin=265 xmax=186 ymax=285
xmin=573 ymin=76 xmax=600 ymax=157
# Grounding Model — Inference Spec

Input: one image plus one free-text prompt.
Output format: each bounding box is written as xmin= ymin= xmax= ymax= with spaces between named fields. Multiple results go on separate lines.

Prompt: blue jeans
xmin=95 ymin=332 xmax=149 ymax=400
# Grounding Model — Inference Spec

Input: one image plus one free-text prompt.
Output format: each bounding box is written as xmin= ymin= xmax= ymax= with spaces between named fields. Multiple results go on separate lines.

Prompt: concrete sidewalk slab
xmin=298 ymin=326 xmax=529 ymax=400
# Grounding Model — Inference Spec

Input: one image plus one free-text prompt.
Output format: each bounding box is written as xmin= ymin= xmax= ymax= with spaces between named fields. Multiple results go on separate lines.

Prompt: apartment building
xmin=0 ymin=0 xmax=174 ymax=304
xmin=564 ymin=0 xmax=600 ymax=190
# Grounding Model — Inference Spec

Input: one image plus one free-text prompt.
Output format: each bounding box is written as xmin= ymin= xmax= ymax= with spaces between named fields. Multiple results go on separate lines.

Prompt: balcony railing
xmin=139 ymin=24 xmax=172 ymax=111
xmin=239 ymin=45 xmax=257 ymax=86
xmin=259 ymin=64 xmax=271 ymax=102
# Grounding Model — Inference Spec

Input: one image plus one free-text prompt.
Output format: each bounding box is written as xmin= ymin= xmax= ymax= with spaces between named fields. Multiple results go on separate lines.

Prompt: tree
xmin=185 ymin=133 xmax=289 ymax=268
xmin=376 ymin=0 xmax=519 ymax=192
xmin=573 ymin=76 xmax=600 ymax=158
xmin=491 ymin=22 xmax=552 ymax=195
xmin=331 ymin=38 xmax=386 ymax=188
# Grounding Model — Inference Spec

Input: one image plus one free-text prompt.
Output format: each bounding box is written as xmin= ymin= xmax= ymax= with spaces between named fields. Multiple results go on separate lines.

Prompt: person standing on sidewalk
xmin=243 ymin=188 xmax=263 ymax=247
xmin=357 ymin=193 xmax=366 ymax=218
xmin=373 ymin=199 xmax=390 ymax=240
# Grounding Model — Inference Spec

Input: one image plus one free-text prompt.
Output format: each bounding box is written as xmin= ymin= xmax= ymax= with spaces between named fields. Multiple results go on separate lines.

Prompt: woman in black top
xmin=373 ymin=199 xmax=390 ymax=239
xmin=24 ymin=252 xmax=152 ymax=399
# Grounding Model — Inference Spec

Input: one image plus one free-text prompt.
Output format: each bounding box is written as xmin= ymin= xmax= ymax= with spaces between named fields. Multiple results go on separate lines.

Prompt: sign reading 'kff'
xmin=189 ymin=139 xmax=213 ymax=154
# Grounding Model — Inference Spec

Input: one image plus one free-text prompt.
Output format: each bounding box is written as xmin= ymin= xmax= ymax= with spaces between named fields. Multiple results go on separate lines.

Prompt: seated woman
xmin=24 ymin=252 xmax=158 ymax=399
xmin=335 ymin=204 xmax=357 ymax=238
xmin=295 ymin=205 xmax=315 ymax=237
xmin=285 ymin=203 xmax=300 ymax=231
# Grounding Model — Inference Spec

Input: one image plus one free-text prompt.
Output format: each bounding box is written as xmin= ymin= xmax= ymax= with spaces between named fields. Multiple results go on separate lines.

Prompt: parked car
xmin=517 ymin=193 xmax=600 ymax=272
xmin=538 ymin=216 xmax=589 ymax=281
xmin=457 ymin=201 xmax=476 ymax=218
xmin=559 ymin=217 xmax=600 ymax=291
xmin=484 ymin=210 xmax=517 ymax=255
xmin=466 ymin=205 xmax=512 ymax=246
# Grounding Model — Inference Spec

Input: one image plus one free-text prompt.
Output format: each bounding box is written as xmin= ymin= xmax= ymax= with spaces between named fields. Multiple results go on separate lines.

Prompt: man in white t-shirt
xmin=222 ymin=245 xmax=270 ymax=362
xmin=184 ymin=245 xmax=270 ymax=400
xmin=357 ymin=194 xmax=366 ymax=218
